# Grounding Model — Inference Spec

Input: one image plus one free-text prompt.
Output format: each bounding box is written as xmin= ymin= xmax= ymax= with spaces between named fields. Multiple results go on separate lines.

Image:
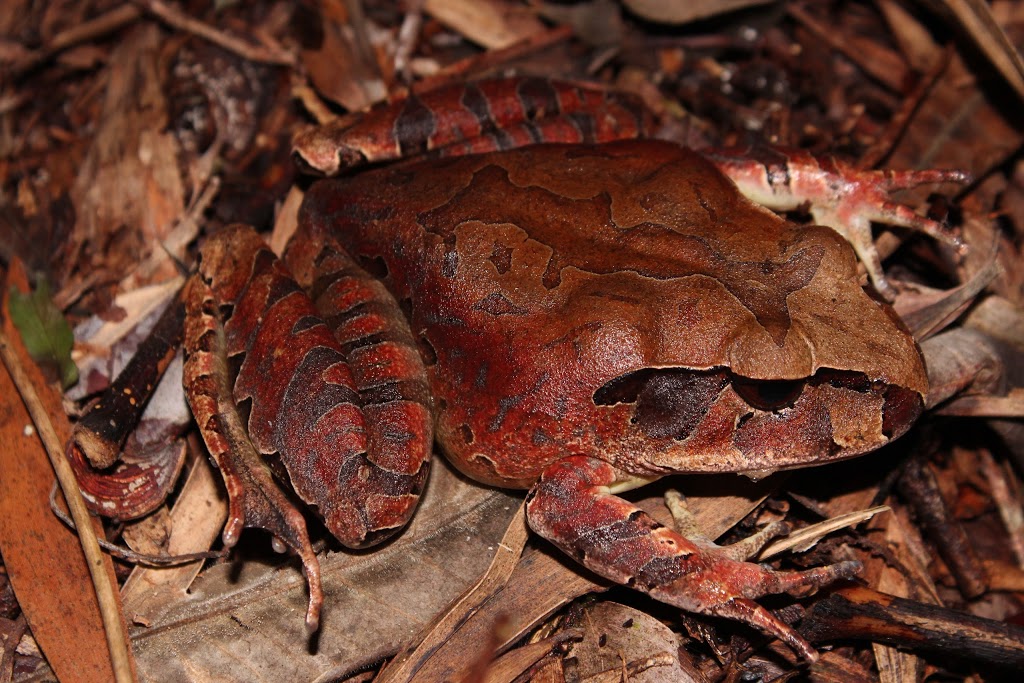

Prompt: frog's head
xmin=594 ymin=360 xmax=924 ymax=477
xmin=584 ymin=220 xmax=929 ymax=477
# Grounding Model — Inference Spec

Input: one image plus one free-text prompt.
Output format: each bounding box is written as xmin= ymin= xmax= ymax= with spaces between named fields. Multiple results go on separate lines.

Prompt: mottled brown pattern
xmin=301 ymin=140 xmax=927 ymax=489
xmin=70 ymin=74 xmax=940 ymax=659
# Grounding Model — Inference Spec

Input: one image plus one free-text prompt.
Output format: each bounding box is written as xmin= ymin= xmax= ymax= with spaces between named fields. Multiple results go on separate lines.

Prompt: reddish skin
xmin=181 ymin=77 xmax=944 ymax=656
xmin=295 ymin=76 xmax=967 ymax=300
xmin=293 ymin=77 xmax=652 ymax=176
xmin=183 ymin=225 xmax=432 ymax=629
xmin=704 ymin=146 xmax=969 ymax=300
xmin=295 ymin=140 xmax=928 ymax=659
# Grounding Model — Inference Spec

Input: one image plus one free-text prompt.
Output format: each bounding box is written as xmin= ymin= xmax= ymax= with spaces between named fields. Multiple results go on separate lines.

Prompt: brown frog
xmin=76 ymin=77 xmax=951 ymax=662
xmin=187 ymin=138 xmax=928 ymax=660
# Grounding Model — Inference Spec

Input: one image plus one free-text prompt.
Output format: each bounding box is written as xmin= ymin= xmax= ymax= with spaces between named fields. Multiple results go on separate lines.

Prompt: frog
xmin=74 ymin=77 xmax=958 ymax=662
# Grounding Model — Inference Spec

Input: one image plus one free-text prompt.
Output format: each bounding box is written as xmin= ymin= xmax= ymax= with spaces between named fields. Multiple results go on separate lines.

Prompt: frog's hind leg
xmin=284 ymin=228 xmax=434 ymax=548
xmin=183 ymin=264 xmax=323 ymax=630
xmin=185 ymin=225 xmax=433 ymax=629
xmin=525 ymin=456 xmax=861 ymax=662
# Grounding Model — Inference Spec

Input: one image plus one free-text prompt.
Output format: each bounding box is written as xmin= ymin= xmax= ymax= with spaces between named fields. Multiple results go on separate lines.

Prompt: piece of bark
xmin=801 ymin=586 xmax=1024 ymax=668
xmin=897 ymin=457 xmax=987 ymax=598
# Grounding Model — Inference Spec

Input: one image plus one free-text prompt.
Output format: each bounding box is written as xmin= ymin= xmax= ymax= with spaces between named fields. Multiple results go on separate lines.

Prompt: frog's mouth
xmin=593 ymin=367 xmax=923 ymax=472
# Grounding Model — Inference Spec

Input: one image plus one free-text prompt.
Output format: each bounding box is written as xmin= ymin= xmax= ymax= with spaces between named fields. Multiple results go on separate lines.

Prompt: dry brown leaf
xmin=0 ymin=261 xmax=128 ymax=682
xmin=620 ymin=0 xmax=772 ymax=25
xmin=423 ymin=0 xmax=546 ymax=49
xmin=67 ymin=24 xmax=185 ymax=295
xmin=894 ymin=245 xmax=1000 ymax=343
xmin=127 ymin=459 xmax=520 ymax=682
xmin=387 ymin=475 xmax=781 ymax=683
xmin=568 ymin=602 xmax=688 ymax=683
xmin=480 ymin=630 xmax=581 ymax=683
xmin=888 ymin=44 xmax=1020 ymax=175
xmin=941 ymin=0 xmax=1024 ymax=101
xmin=872 ymin=512 xmax=931 ymax=683
xmin=935 ymin=389 xmax=1024 ymax=417
xmin=120 ymin=453 xmax=228 ymax=627
xmin=299 ymin=1 xmax=386 ymax=112
xmin=379 ymin=504 xmax=528 ymax=683
xmin=965 ymin=296 xmax=1024 ymax=353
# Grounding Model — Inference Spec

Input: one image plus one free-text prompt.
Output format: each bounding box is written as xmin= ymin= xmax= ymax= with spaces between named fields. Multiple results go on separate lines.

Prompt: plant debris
xmin=2 ymin=1 xmax=1024 ymax=681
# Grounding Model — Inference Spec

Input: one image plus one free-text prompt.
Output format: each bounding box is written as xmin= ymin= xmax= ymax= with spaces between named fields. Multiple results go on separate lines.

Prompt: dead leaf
xmin=620 ymin=0 xmax=773 ymax=25
xmin=120 ymin=451 xmax=228 ymax=628
xmin=567 ymin=602 xmax=689 ymax=682
xmin=423 ymin=0 xmax=546 ymax=49
xmin=0 ymin=261 xmax=128 ymax=682
xmin=387 ymin=475 xmax=780 ymax=683
xmin=128 ymin=459 xmax=520 ymax=682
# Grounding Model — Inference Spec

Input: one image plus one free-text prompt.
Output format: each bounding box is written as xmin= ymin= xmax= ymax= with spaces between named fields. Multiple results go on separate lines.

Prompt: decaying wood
xmin=801 ymin=586 xmax=1024 ymax=669
xmin=68 ymin=291 xmax=185 ymax=471
xmin=898 ymin=457 xmax=987 ymax=598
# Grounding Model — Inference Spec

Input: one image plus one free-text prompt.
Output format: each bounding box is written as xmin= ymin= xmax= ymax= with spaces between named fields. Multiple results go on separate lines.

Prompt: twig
xmin=0 ymin=614 xmax=28 ymax=682
xmin=787 ymin=3 xmax=905 ymax=92
xmin=49 ymin=483 xmax=227 ymax=567
xmin=415 ymin=25 xmax=574 ymax=92
xmin=898 ymin=457 xmax=987 ymax=598
xmin=394 ymin=1 xmax=425 ymax=83
xmin=0 ymin=331 xmax=135 ymax=683
xmin=980 ymin=449 xmax=1024 ymax=567
xmin=134 ymin=0 xmax=296 ymax=66
xmin=802 ymin=585 xmax=1024 ymax=666
xmin=859 ymin=46 xmax=954 ymax=169
xmin=376 ymin=503 xmax=530 ymax=683
xmin=7 ymin=4 xmax=142 ymax=79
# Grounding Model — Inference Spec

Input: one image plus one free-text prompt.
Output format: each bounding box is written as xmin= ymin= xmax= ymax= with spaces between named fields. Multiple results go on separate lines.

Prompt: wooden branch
xmin=801 ymin=586 xmax=1024 ymax=668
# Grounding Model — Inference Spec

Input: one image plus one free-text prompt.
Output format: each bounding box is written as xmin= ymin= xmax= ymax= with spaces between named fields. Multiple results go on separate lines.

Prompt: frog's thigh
xmin=525 ymin=455 xmax=858 ymax=661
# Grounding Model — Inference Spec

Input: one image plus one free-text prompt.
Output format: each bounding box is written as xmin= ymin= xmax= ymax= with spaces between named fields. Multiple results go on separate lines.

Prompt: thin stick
xmin=8 ymin=4 xmax=142 ymax=78
xmin=49 ymin=483 xmax=227 ymax=567
xmin=0 ymin=331 xmax=135 ymax=683
xmin=136 ymin=0 xmax=296 ymax=66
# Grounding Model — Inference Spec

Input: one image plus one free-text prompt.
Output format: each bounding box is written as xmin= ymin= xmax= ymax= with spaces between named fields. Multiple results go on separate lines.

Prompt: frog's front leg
xmin=706 ymin=147 xmax=969 ymax=300
xmin=526 ymin=456 xmax=861 ymax=662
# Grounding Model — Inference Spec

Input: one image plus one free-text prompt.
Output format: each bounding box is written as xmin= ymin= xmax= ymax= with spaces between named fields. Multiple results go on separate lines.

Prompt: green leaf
xmin=8 ymin=280 xmax=78 ymax=389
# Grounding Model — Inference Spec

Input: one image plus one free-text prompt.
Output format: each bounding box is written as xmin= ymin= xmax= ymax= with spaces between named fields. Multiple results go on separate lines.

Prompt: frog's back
xmin=300 ymin=140 xmax=926 ymax=487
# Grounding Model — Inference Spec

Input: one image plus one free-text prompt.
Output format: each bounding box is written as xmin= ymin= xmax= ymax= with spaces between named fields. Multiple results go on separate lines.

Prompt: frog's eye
xmin=594 ymin=368 xmax=729 ymax=441
xmin=732 ymin=378 xmax=806 ymax=411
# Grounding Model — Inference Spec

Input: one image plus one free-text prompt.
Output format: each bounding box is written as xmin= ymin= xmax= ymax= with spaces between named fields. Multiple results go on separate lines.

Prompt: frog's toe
xmin=650 ymin=554 xmax=861 ymax=662
xmin=716 ymin=520 xmax=793 ymax=562
xmin=663 ymin=489 xmax=792 ymax=560
xmin=707 ymin=596 xmax=819 ymax=662
xmin=771 ymin=559 xmax=862 ymax=599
